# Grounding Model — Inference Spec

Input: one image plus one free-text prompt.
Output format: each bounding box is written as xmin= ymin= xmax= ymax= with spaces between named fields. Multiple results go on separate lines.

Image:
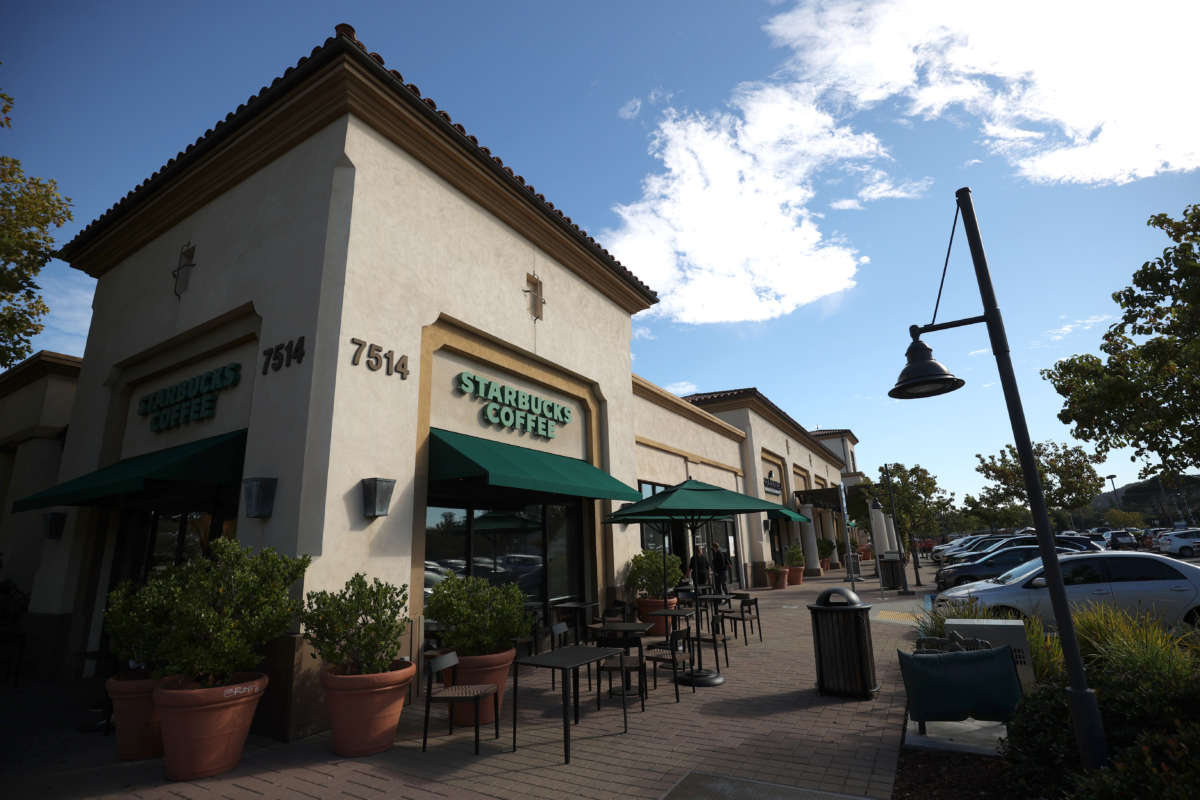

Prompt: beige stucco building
xmin=0 ymin=25 xmax=863 ymax=738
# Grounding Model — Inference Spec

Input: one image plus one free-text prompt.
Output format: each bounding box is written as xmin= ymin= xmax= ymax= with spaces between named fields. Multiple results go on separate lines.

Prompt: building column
xmin=830 ymin=513 xmax=845 ymax=568
xmin=885 ymin=514 xmax=900 ymax=552
xmin=799 ymin=503 xmax=821 ymax=576
xmin=869 ymin=504 xmax=889 ymax=556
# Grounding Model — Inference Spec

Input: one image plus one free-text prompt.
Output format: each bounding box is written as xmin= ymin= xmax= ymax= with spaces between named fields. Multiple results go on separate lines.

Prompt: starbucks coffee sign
xmin=456 ymin=371 xmax=572 ymax=439
xmin=138 ymin=363 xmax=242 ymax=432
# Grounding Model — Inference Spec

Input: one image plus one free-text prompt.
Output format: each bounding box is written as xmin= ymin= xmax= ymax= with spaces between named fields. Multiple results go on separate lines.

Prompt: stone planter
xmin=155 ymin=672 xmax=267 ymax=781
xmin=106 ymin=673 xmax=162 ymax=761
xmin=636 ymin=596 xmax=678 ymax=636
xmin=321 ymin=660 xmax=417 ymax=756
xmin=444 ymin=648 xmax=514 ymax=726
xmin=767 ymin=569 xmax=788 ymax=590
xmin=787 ymin=567 xmax=805 ymax=585
xmin=820 ymin=558 xmax=832 ymax=571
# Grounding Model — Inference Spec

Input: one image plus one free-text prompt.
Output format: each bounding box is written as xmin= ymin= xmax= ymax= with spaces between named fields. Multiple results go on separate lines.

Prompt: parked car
xmin=935 ymin=545 xmax=1070 ymax=590
xmin=938 ymin=534 xmax=1012 ymax=562
xmin=943 ymin=535 xmax=1096 ymax=565
xmin=936 ymin=552 xmax=1200 ymax=629
xmin=931 ymin=535 xmax=987 ymax=563
xmin=1102 ymin=530 xmax=1139 ymax=550
xmin=1159 ymin=529 xmax=1200 ymax=558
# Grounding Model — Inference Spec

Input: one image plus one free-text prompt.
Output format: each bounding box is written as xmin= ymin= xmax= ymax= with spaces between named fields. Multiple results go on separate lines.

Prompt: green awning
xmin=12 ymin=429 xmax=247 ymax=512
xmin=429 ymin=427 xmax=639 ymax=501
xmin=769 ymin=507 xmax=811 ymax=523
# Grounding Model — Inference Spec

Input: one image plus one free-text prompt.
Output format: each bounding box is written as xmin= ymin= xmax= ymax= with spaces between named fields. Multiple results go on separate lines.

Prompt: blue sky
xmin=5 ymin=1 xmax=1197 ymax=501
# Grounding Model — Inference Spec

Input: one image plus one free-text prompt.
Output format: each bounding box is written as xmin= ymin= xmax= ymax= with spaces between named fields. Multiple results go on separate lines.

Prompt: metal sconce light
xmin=762 ymin=519 xmax=771 ymax=533
xmin=44 ymin=511 xmax=67 ymax=540
xmin=242 ymin=477 xmax=277 ymax=519
xmin=173 ymin=242 xmax=196 ymax=299
xmin=360 ymin=478 xmax=396 ymax=518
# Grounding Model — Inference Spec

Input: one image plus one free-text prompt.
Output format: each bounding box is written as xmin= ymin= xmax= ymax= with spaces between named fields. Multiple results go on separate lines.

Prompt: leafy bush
xmin=625 ymin=550 xmax=682 ymax=596
xmin=817 ymin=538 xmax=835 ymax=559
xmin=836 ymin=538 xmax=848 ymax=557
xmin=1002 ymin=604 xmax=1200 ymax=798
xmin=301 ymin=573 xmax=409 ymax=675
xmin=423 ymin=574 xmax=530 ymax=657
xmin=1069 ymin=721 xmax=1200 ymax=800
xmin=1023 ymin=614 xmax=1064 ymax=685
xmin=155 ymin=538 xmax=310 ymax=687
xmin=784 ymin=543 xmax=806 ymax=567
xmin=105 ymin=577 xmax=174 ymax=673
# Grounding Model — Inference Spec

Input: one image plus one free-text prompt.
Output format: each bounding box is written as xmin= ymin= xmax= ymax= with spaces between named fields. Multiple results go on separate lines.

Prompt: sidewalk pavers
xmin=8 ymin=574 xmax=919 ymax=799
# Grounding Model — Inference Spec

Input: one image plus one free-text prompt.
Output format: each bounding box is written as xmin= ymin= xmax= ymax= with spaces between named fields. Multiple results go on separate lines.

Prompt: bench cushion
xmin=898 ymin=645 xmax=1021 ymax=723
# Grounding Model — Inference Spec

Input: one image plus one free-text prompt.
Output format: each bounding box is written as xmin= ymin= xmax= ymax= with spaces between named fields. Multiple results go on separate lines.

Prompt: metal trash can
xmin=879 ymin=554 xmax=903 ymax=590
xmin=808 ymin=587 xmax=879 ymax=698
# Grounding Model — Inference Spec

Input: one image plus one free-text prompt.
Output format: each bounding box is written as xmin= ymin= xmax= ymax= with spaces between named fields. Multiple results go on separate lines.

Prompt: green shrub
xmin=625 ymin=550 xmax=683 ymax=596
xmin=301 ymin=573 xmax=409 ymax=675
xmin=913 ymin=597 xmax=1006 ymax=638
xmin=105 ymin=576 xmax=174 ymax=674
xmin=1023 ymin=614 xmax=1064 ymax=685
xmin=784 ymin=543 xmax=806 ymax=567
xmin=424 ymin=574 xmax=530 ymax=657
xmin=817 ymin=538 xmax=835 ymax=559
xmin=156 ymin=538 xmax=310 ymax=687
xmin=1002 ymin=605 xmax=1200 ymax=798
xmin=1069 ymin=721 xmax=1200 ymax=800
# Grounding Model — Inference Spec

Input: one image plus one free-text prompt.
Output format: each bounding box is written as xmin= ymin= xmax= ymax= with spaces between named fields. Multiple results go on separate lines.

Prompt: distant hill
xmin=1091 ymin=473 xmax=1200 ymax=527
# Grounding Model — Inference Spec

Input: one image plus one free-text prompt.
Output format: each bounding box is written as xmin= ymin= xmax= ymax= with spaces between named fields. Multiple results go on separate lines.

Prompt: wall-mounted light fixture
xmin=242 ymin=477 xmax=277 ymax=519
xmin=360 ymin=478 xmax=396 ymax=518
xmin=44 ymin=511 xmax=67 ymax=540
xmin=762 ymin=519 xmax=771 ymax=533
xmin=173 ymin=242 xmax=196 ymax=299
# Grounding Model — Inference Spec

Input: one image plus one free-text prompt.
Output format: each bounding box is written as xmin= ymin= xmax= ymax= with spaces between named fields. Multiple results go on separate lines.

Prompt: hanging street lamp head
xmin=888 ymin=332 xmax=965 ymax=399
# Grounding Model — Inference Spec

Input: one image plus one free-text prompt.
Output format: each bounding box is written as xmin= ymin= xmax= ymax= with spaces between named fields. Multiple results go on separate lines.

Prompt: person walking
xmin=688 ymin=545 xmax=710 ymax=589
xmin=710 ymin=541 xmax=730 ymax=595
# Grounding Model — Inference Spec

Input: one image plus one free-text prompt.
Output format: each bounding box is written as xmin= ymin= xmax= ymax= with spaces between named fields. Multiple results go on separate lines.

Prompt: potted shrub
xmin=424 ymin=575 xmax=529 ymax=725
xmin=766 ymin=561 xmax=788 ymax=590
xmin=302 ymin=573 xmax=415 ymax=757
xmin=626 ymin=551 xmax=682 ymax=635
xmin=104 ymin=578 xmax=172 ymax=760
xmin=817 ymin=538 xmax=835 ymax=571
xmin=153 ymin=539 xmax=310 ymax=781
xmin=784 ymin=544 xmax=806 ymax=585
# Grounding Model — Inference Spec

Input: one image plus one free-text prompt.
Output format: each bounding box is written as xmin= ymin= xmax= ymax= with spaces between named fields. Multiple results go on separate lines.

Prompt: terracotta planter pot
xmin=635 ymin=596 xmax=678 ymax=636
xmin=444 ymin=648 xmax=514 ymax=726
xmin=106 ymin=673 xmax=162 ymax=761
xmin=820 ymin=558 xmax=832 ymax=571
xmin=787 ymin=567 xmax=805 ymax=585
xmin=767 ymin=569 xmax=788 ymax=590
xmin=322 ymin=660 xmax=416 ymax=757
xmin=155 ymin=672 xmax=267 ymax=781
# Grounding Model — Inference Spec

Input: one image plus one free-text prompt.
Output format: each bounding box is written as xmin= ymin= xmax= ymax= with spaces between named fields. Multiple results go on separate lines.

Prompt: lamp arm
xmin=910 ymin=314 xmax=987 ymax=339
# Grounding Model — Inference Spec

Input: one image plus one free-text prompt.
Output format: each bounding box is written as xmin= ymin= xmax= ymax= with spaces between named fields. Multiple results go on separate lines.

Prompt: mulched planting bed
xmin=891 ymin=746 xmax=1010 ymax=800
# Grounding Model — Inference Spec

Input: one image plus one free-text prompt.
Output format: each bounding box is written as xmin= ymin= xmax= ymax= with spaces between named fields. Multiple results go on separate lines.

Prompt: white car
xmin=935 ymin=551 xmax=1200 ymax=629
xmin=1159 ymin=530 xmax=1200 ymax=558
xmin=931 ymin=535 xmax=986 ymax=563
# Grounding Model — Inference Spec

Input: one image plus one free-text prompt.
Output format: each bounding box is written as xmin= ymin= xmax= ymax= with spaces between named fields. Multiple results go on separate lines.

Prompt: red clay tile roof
xmin=60 ymin=24 xmax=658 ymax=305
xmin=684 ymin=387 xmax=845 ymax=468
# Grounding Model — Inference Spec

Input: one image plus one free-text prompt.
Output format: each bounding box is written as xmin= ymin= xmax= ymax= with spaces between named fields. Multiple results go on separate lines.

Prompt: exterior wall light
xmin=361 ymin=477 xmax=396 ymax=518
xmin=44 ymin=511 xmax=67 ymax=540
xmin=242 ymin=477 xmax=277 ymax=519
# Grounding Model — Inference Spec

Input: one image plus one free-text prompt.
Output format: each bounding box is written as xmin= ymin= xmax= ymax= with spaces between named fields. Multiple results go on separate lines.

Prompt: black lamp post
xmin=880 ymin=463 xmax=916 ymax=595
xmin=889 ymin=187 xmax=1107 ymax=769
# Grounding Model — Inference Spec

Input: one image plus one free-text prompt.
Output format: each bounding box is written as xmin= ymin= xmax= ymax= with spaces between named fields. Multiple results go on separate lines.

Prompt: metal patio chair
xmin=422 ymin=651 xmax=501 ymax=755
xmin=645 ymin=626 xmax=696 ymax=702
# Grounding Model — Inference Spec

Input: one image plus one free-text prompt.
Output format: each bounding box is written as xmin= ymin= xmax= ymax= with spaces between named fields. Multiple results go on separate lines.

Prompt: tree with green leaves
xmin=876 ymin=463 xmax=954 ymax=547
xmin=1042 ymin=204 xmax=1199 ymax=481
xmin=1 ymin=80 xmax=73 ymax=368
xmin=974 ymin=440 xmax=1104 ymax=523
xmin=1104 ymin=508 xmax=1145 ymax=530
xmin=961 ymin=493 xmax=1033 ymax=533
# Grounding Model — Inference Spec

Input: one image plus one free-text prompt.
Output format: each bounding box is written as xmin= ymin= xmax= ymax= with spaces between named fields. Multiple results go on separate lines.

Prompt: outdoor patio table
xmin=551 ymin=600 xmax=599 ymax=644
xmin=586 ymin=621 xmax=652 ymax=697
xmin=513 ymin=645 xmax=624 ymax=764
xmin=647 ymin=607 xmax=695 ymax=633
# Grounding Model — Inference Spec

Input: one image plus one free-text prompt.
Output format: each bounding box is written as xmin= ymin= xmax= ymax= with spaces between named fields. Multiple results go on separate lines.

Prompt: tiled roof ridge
xmin=811 ymin=428 xmax=852 ymax=436
xmin=61 ymin=23 xmax=658 ymax=303
xmin=684 ymin=386 xmax=846 ymax=467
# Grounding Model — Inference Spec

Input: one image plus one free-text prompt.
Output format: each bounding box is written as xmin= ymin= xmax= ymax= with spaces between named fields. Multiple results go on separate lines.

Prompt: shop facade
xmin=1 ymin=25 xmax=861 ymax=738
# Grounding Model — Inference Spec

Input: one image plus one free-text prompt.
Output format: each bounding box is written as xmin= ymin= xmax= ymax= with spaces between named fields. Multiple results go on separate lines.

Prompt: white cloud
xmin=1046 ymin=314 xmax=1113 ymax=340
xmin=647 ymin=88 xmax=675 ymax=105
xmin=766 ymin=0 xmax=1200 ymax=185
xmin=831 ymin=198 xmax=863 ymax=210
xmin=618 ymin=98 xmax=642 ymax=120
xmin=968 ymin=348 xmax=988 ymax=357
xmin=964 ymin=158 xmax=982 ymax=167
xmin=30 ymin=265 xmax=95 ymax=357
xmin=855 ymin=168 xmax=933 ymax=201
xmin=632 ymin=325 xmax=655 ymax=340
xmin=663 ymin=380 xmax=698 ymax=396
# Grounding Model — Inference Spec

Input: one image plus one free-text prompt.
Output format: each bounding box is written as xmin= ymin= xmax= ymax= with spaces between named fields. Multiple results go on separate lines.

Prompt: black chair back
xmin=550 ymin=621 xmax=569 ymax=648
xmin=425 ymin=651 xmax=459 ymax=693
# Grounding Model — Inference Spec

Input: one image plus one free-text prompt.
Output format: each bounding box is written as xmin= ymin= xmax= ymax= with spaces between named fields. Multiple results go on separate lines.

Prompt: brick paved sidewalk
xmin=10 ymin=575 xmax=919 ymax=800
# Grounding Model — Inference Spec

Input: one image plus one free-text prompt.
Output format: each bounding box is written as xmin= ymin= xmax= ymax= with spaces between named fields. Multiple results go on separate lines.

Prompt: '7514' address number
xmin=349 ymin=338 xmax=409 ymax=378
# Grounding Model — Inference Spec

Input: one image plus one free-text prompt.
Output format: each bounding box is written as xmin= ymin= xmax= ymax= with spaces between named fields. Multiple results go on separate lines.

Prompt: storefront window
xmin=145 ymin=511 xmax=235 ymax=577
